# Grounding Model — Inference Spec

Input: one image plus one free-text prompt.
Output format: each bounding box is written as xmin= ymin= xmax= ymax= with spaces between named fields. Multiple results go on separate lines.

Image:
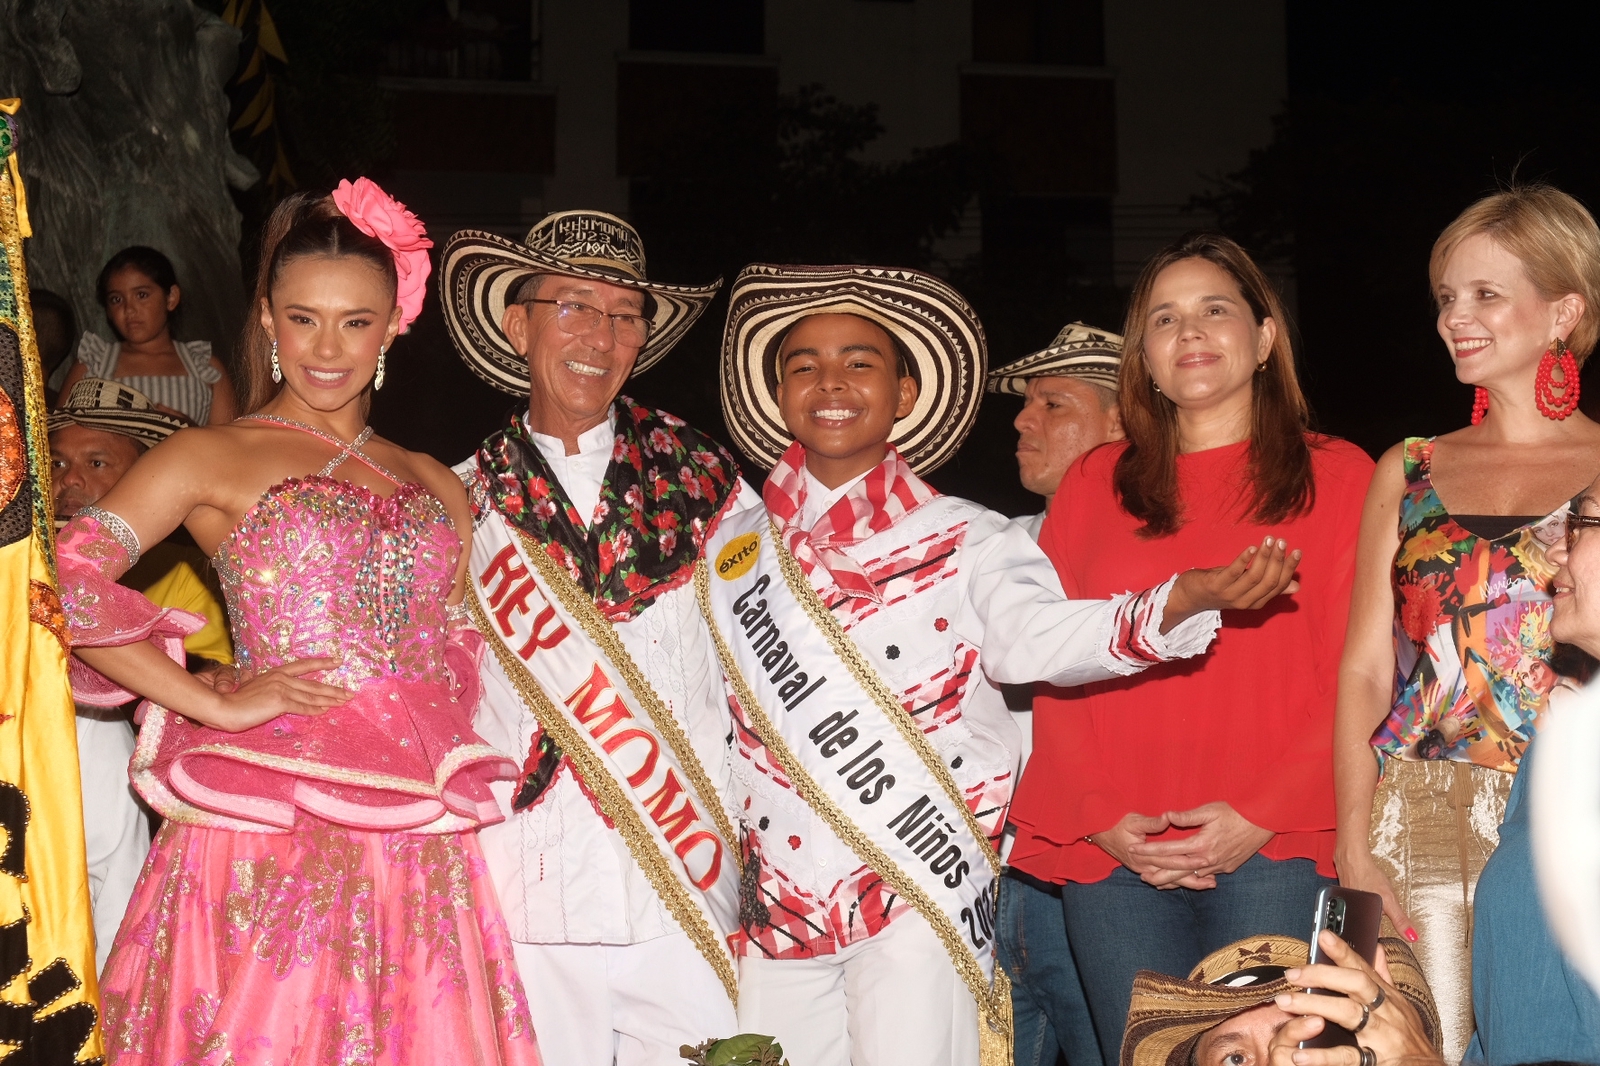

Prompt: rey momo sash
xmin=697 ymin=505 xmax=1013 ymax=1054
xmin=468 ymin=512 xmax=741 ymax=1002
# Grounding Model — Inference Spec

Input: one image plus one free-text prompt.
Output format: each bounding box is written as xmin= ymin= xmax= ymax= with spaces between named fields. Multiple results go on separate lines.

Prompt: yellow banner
xmin=0 ymin=97 xmax=106 ymax=1063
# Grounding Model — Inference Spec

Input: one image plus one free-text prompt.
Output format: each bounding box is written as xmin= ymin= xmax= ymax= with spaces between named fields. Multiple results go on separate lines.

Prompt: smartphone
xmin=1297 ymin=886 xmax=1383 ymax=1049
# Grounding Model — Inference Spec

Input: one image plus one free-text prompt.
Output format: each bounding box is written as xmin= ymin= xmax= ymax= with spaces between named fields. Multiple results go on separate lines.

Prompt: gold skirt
xmin=1369 ymin=758 xmax=1512 ymax=1064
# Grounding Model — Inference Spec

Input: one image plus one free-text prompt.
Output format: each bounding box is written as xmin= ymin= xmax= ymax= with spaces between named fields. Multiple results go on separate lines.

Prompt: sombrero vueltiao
xmin=721 ymin=263 xmax=986 ymax=474
xmin=987 ymin=321 xmax=1124 ymax=396
xmin=48 ymin=378 xmax=190 ymax=447
xmin=1120 ymin=930 xmax=1440 ymax=1066
xmin=440 ymin=210 xmax=722 ymax=395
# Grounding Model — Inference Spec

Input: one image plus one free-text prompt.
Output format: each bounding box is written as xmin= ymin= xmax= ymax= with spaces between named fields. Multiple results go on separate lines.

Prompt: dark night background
xmin=192 ymin=0 xmax=1600 ymax=518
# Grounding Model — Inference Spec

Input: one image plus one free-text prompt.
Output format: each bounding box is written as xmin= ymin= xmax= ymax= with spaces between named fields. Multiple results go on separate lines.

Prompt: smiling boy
xmin=698 ymin=264 xmax=1303 ymax=1066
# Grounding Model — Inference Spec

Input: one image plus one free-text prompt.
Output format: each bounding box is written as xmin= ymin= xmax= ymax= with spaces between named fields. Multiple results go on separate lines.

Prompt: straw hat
xmin=440 ymin=210 xmax=721 ymax=394
xmin=1120 ymin=932 xmax=1439 ymax=1066
xmin=47 ymin=378 xmax=189 ymax=447
xmin=987 ymin=321 xmax=1123 ymax=396
xmin=720 ymin=263 xmax=986 ymax=474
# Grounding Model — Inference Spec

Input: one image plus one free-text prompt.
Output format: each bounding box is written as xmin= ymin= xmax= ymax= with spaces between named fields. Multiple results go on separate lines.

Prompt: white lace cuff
xmin=1092 ymin=574 xmax=1220 ymax=677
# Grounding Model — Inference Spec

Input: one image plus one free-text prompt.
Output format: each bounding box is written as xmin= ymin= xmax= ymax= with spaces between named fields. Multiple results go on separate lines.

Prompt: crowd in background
xmin=29 ymin=179 xmax=1600 ymax=1066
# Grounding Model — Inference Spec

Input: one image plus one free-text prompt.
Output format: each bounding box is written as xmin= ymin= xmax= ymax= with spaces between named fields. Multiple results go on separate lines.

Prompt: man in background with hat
xmin=987 ymin=321 xmax=1125 ymax=1066
xmin=49 ymin=377 xmax=233 ymax=971
xmin=443 ymin=210 xmax=750 ymax=1065
xmin=989 ymin=321 xmax=1125 ymax=538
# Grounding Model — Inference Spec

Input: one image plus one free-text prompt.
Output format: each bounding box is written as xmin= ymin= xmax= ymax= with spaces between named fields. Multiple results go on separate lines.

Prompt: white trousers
xmin=76 ymin=710 xmax=149 ymax=975
xmin=738 ymin=910 xmax=979 ymax=1066
xmin=513 ymin=932 xmax=736 ymax=1066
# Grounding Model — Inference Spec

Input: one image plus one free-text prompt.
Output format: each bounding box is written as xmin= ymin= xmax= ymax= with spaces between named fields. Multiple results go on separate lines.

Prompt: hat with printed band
xmin=720 ymin=263 xmax=986 ymax=475
xmin=1120 ymin=931 xmax=1439 ymax=1066
xmin=440 ymin=210 xmax=722 ymax=395
xmin=48 ymin=377 xmax=190 ymax=447
xmin=986 ymin=321 xmax=1123 ymax=396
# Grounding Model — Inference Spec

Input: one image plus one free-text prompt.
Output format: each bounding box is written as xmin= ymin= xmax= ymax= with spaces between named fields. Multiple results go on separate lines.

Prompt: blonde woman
xmin=1334 ymin=184 xmax=1600 ymax=1059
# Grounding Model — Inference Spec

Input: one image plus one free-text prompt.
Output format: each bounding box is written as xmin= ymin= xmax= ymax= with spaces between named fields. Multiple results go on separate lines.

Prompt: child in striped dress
xmin=58 ymin=245 xmax=237 ymax=424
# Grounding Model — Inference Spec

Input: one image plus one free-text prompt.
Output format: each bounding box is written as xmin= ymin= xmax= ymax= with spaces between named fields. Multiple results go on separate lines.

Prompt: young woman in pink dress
xmin=56 ymin=180 xmax=542 ymax=1064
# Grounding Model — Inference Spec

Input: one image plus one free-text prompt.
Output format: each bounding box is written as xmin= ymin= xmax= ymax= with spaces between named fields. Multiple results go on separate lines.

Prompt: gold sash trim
xmin=767 ymin=522 xmax=1001 ymax=881
xmin=694 ymin=547 xmax=1010 ymax=1056
xmin=467 ymin=593 xmax=739 ymax=1003
xmin=511 ymin=528 xmax=738 ymax=853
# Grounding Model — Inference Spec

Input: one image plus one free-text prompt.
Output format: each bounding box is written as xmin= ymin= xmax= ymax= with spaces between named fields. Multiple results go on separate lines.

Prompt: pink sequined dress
xmin=58 ymin=468 xmax=542 ymax=1065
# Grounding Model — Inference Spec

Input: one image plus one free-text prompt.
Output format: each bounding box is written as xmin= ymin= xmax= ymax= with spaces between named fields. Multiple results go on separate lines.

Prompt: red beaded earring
xmin=1535 ymin=336 xmax=1581 ymax=420
xmin=1471 ymin=387 xmax=1490 ymax=425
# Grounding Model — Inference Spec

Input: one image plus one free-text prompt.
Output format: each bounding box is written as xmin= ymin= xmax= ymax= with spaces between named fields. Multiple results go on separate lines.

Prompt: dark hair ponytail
xmin=237 ymin=190 xmax=399 ymax=414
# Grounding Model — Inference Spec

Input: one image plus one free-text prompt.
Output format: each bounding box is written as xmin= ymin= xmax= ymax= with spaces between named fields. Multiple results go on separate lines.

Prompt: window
xmin=629 ymin=0 xmax=764 ymax=55
xmin=382 ymin=0 xmax=540 ymax=81
xmin=960 ymin=70 xmax=1115 ymax=197
xmin=616 ymin=57 xmax=777 ymax=177
xmin=972 ymin=0 xmax=1105 ymax=67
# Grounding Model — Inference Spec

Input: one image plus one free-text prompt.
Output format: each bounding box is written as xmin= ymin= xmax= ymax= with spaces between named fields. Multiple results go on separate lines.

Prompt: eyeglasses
xmin=1567 ymin=510 xmax=1600 ymax=553
xmin=522 ymin=298 xmax=652 ymax=347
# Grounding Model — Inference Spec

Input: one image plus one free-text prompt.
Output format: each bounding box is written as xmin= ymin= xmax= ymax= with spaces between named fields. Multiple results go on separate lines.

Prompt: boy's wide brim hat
xmin=47 ymin=377 xmax=189 ymax=446
xmin=986 ymin=321 xmax=1123 ymax=395
xmin=721 ymin=263 xmax=986 ymax=474
xmin=440 ymin=209 xmax=722 ymax=395
xmin=1120 ymin=931 xmax=1439 ymax=1066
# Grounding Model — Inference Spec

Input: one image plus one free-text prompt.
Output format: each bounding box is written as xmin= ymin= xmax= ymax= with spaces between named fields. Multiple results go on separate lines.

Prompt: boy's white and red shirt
xmin=727 ymin=443 xmax=1220 ymax=961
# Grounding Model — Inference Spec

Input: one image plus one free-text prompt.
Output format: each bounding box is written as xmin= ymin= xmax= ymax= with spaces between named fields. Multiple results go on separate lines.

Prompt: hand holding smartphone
xmin=1297 ymin=886 xmax=1383 ymax=1050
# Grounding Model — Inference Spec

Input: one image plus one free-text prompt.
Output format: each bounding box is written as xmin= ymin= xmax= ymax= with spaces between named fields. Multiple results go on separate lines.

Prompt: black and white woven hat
xmin=986 ymin=321 xmax=1123 ymax=396
xmin=440 ymin=210 xmax=722 ymax=395
xmin=47 ymin=378 xmax=189 ymax=447
xmin=721 ymin=264 xmax=987 ymax=475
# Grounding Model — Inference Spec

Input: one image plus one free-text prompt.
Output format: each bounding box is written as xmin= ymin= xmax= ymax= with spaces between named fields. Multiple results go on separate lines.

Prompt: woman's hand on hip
xmin=188 ymin=657 xmax=348 ymax=733
xmin=1163 ymin=536 xmax=1302 ymax=632
xmin=1336 ymin=848 xmax=1416 ymax=943
xmin=1127 ymin=801 xmax=1273 ymax=886
xmin=1268 ymin=930 xmax=1442 ymax=1066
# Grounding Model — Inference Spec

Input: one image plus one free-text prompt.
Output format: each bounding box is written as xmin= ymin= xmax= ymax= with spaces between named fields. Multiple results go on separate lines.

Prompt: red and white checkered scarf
xmin=762 ymin=442 xmax=938 ymax=603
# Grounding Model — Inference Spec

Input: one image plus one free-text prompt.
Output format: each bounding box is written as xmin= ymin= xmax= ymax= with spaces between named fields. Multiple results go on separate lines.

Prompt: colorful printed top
xmin=1374 ymin=437 xmax=1566 ymax=772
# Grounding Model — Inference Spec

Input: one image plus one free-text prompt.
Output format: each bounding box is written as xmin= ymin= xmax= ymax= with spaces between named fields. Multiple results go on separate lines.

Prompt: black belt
xmin=1002 ymin=866 xmax=1063 ymax=898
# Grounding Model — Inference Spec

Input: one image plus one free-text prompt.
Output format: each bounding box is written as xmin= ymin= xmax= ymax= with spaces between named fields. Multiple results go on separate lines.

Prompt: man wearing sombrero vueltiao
xmin=441 ymin=212 xmax=752 ymax=1064
xmin=697 ymin=264 xmax=1306 ymax=1066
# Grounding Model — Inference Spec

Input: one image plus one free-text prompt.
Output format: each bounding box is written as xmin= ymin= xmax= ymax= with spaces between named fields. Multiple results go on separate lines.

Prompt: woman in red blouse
xmin=1008 ymin=233 xmax=1375 ymax=1061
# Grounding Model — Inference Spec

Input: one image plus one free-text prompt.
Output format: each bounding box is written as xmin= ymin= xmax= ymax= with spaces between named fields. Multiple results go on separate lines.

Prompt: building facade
xmin=381 ymin=0 xmax=1286 ymax=283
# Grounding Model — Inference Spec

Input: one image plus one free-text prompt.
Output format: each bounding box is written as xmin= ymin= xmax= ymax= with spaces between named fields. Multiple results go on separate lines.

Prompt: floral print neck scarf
xmin=474 ymin=397 xmax=741 ymax=621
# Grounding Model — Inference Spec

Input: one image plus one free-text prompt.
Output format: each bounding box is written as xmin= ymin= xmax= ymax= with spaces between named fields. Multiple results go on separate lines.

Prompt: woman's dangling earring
xmin=270 ymin=339 xmax=281 ymax=383
xmin=374 ymin=345 xmax=386 ymax=391
xmin=1534 ymin=336 xmax=1581 ymax=420
xmin=1471 ymin=387 xmax=1490 ymax=425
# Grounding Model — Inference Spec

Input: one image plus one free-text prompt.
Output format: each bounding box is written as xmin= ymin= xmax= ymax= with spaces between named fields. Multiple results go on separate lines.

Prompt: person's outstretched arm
xmin=961 ymin=511 xmax=1300 ymax=688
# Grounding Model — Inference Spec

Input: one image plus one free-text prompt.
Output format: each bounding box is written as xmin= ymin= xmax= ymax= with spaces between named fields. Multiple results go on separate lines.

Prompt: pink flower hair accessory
xmin=331 ymin=177 xmax=434 ymax=332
